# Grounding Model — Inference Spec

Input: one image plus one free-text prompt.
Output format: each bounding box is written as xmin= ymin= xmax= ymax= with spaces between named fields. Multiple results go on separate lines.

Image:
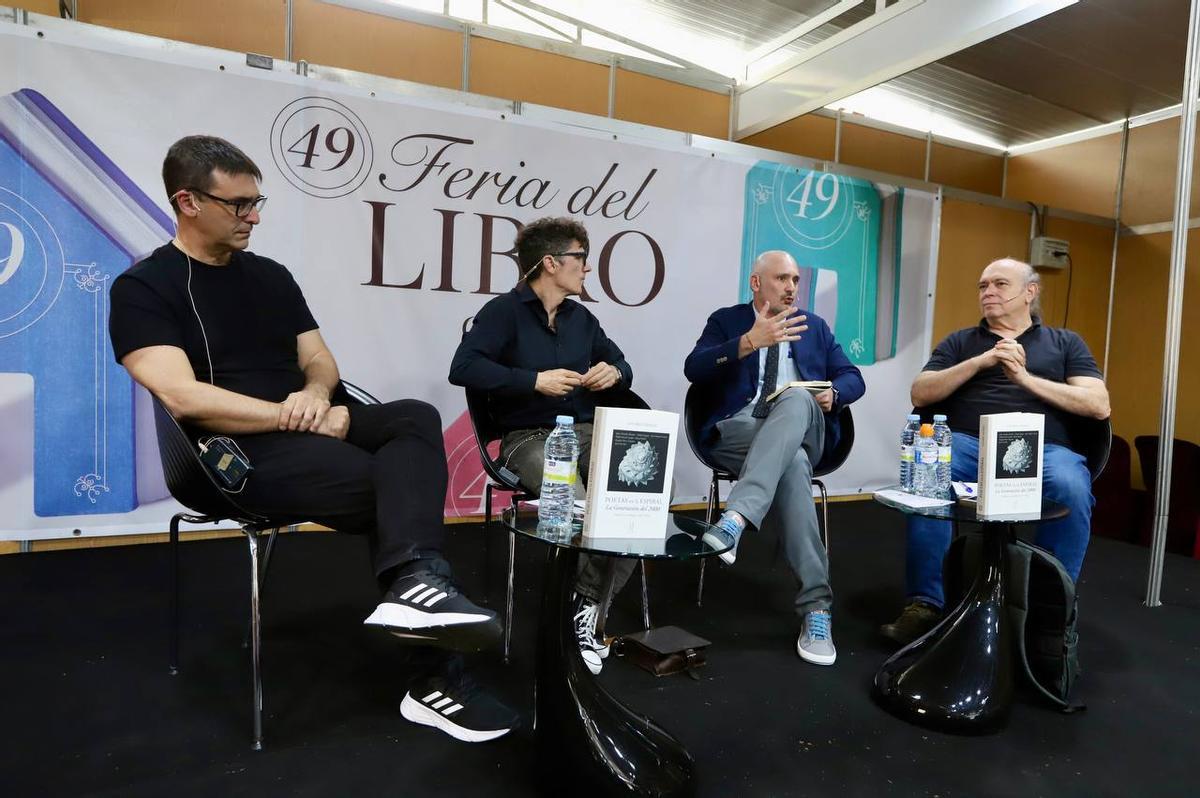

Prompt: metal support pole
xmin=727 ymin=83 xmax=738 ymax=142
xmin=834 ymin=108 xmax=843 ymax=163
xmin=1146 ymin=0 xmax=1200 ymax=607
xmin=1103 ymin=120 xmax=1130 ymax=379
xmin=923 ymin=131 xmax=932 ymax=182
xmin=461 ymin=24 xmax=471 ymax=93
xmin=285 ymin=0 xmax=294 ymax=62
xmin=607 ymin=56 xmax=616 ymax=118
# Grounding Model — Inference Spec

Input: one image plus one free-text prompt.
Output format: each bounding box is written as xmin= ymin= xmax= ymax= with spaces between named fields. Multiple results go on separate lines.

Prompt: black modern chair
xmin=683 ymin=383 xmax=856 ymax=605
xmin=464 ymin=384 xmax=655 ymax=660
xmin=153 ymin=379 xmax=379 ymax=750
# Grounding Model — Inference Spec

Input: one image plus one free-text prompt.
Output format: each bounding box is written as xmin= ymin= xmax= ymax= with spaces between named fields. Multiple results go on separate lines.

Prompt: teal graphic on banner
xmin=0 ymin=89 xmax=175 ymax=516
xmin=740 ymin=161 xmax=903 ymax=365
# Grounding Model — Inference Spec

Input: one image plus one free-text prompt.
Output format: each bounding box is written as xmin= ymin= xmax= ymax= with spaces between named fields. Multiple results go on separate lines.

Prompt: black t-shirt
xmin=922 ymin=320 xmax=1102 ymax=448
xmin=109 ymin=242 xmax=318 ymax=403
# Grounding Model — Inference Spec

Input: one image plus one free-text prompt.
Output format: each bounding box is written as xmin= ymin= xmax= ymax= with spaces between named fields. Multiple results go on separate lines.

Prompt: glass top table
xmin=872 ymin=486 xmax=1069 ymax=524
xmin=499 ymin=505 xmax=726 ymax=797
xmin=501 ymin=505 xmax=736 ymax=560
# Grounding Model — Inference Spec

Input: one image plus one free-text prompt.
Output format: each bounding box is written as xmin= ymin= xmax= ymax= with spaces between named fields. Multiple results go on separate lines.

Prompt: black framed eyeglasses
xmin=551 ymin=250 xmax=589 ymax=262
xmin=187 ymin=188 xmax=268 ymax=218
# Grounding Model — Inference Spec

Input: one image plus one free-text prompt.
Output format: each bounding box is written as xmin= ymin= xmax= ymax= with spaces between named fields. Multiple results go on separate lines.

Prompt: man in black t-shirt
xmin=881 ymin=257 xmax=1111 ymax=645
xmin=109 ymin=136 xmax=515 ymax=743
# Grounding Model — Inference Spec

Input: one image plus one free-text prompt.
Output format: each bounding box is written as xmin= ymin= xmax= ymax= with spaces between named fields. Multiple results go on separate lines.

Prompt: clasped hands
xmin=980 ymin=338 xmax=1028 ymax=383
xmin=535 ymin=363 xmax=621 ymax=397
xmin=279 ymin=386 xmax=349 ymax=439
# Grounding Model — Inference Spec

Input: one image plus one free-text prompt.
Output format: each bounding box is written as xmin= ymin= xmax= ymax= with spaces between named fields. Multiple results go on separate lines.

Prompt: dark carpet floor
xmin=1 ymin=502 xmax=1197 ymax=798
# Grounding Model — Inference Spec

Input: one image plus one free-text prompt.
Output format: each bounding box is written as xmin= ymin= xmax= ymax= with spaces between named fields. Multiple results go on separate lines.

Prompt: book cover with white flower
xmin=977 ymin=412 xmax=1044 ymax=519
xmin=583 ymin=406 xmax=679 ymax=540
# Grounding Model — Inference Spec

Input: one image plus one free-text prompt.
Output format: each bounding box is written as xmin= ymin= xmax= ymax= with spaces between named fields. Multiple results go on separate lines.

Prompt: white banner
xmin=0 ymin=23 xmax=939 ymax=539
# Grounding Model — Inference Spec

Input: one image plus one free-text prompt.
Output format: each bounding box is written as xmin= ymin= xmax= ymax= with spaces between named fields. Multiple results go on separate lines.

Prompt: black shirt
xmin=109 ymin=242 xmax=318 ymax=403
xmin=922 ymin=319 xmax=1102 ymax=447
xmin=448 ymin=282 xmax=633 ymax=431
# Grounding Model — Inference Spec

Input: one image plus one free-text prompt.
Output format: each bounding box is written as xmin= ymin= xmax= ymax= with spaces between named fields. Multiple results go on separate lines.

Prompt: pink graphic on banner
xmin=443 ymin=409 xmax=516 ymax=517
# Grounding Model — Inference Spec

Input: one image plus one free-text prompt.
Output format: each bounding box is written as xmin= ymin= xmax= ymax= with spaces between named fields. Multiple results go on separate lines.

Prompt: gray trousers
xmin=709 ymin=389 xmax=832 ymax=616
xmin=499 ymin=423 xmax=637 ymax=603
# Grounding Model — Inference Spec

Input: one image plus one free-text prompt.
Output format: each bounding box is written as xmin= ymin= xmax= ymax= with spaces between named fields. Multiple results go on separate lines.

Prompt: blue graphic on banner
xmin=0 ymin=140 xmax=135 ymax=515
xmin=0 ymin=89 xmax=174 ymax=517
xmin=740 ymin=161 xmax=902 ymax=365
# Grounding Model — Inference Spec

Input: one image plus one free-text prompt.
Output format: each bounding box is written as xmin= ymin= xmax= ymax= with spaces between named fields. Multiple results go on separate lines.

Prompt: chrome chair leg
xmin=640 ymin=560 xmax=651 ymax=631
xmin=814 ymin=479 xmax=830 ymax=555
xmin=244 ymin=527 xmax=280 ymax=650
xmin=245 ymin=528 xmax=264 ymax=751
xmin=169 ymin=513 xmax=182 ymax=676
xmin=697 ymin=473 xmax=720 ymax=607
xmin=484 ymin=484 xmax=494 ymax=600
xmin=504 ymin=527 xmax=516 ymax=664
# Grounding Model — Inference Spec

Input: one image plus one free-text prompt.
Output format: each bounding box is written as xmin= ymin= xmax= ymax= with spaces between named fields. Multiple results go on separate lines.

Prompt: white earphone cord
xmin=183 ymin=250 xmax=215 ymax=387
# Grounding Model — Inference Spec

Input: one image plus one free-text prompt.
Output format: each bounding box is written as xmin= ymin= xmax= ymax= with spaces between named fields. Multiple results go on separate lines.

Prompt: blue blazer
xmin=684 ymin=304 xmax=866 ymax=461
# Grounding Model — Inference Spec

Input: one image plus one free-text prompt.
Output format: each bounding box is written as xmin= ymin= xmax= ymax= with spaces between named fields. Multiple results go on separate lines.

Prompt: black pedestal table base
xmin=536 ymin=545 xmax=695 ymax=797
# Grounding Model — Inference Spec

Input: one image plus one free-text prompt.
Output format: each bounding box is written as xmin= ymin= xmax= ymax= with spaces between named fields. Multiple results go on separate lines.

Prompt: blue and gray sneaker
xmin=703 ymin=511 xmax=745 ymax=565
xmin=796 ymin=609 xmax=837 ymax=665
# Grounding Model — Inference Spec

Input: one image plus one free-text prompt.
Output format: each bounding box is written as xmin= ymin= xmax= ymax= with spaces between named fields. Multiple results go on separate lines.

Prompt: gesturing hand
xmin=579 ymin=362 xmax=621 ymax=392
xmin=279 ymin=387 xmax=331 ymax=432
xmin=535 ymin=369 xmax=583 ymax=397
xmin=746 ymin=298 xmax=807 ymax=349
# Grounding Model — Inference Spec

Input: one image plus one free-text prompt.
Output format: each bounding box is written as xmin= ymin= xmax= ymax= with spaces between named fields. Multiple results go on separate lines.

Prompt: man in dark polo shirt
xmin=882 ymin=257 xmax=1110 ymax=644
xmin=449 ymin=216 xmax=634 ymax=676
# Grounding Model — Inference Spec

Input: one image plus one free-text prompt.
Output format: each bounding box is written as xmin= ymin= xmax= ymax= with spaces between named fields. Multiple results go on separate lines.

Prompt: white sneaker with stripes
xmin=400 ymin=672 xmax=517 ymax=743
xmin=364 ymin=570 xmax=501 ymax=652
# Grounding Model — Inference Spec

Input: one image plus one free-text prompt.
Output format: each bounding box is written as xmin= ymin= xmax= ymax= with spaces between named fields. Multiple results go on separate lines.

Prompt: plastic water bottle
xmin=912 ymin=423 xmax=940 ymax=498
xmin=933 ymin=414 xmax=953 ymax=499
xmin=538 ymin=415 xmax=580 ymax=539
xmin=900 ymin=414 xmax=920 ymax=492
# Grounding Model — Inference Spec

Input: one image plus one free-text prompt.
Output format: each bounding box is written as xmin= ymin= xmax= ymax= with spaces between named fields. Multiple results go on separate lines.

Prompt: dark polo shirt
xmin=448 ymin=282 xmax=632 ymax=431
xmin=922 ymin=319 xmax=1101 ymax=448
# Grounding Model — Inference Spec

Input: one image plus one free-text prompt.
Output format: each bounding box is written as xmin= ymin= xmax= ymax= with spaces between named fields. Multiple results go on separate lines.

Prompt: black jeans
xmin=233 ymin=400 xmax=448 ymax=579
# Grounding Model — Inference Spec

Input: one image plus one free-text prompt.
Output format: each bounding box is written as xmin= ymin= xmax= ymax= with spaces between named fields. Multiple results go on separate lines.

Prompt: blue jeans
xmin=905 ymin=433 xmax=1093 ymax=609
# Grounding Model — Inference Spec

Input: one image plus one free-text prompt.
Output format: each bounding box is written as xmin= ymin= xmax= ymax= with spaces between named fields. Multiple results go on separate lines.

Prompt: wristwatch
xmin=830 ymin=387 xmax=839 ymax=406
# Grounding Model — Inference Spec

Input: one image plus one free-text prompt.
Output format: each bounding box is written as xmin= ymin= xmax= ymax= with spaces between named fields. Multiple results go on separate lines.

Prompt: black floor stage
xmin=2 ymin=502 xmax=1196 ymax=797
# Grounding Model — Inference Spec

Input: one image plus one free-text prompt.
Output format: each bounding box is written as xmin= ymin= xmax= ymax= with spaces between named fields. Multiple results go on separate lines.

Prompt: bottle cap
xmin=555 ymin=415 xmax=574 ymax=426
xmin=907 ymin=414 xmax=920 ymax=421
xmin=920 ymin=423 xmax=934 ymax=436
xmin=933 ymin=414 xmax=947 ymax=422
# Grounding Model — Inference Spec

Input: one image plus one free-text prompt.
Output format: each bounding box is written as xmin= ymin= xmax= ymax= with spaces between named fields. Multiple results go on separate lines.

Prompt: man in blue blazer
xmin=685 ymin=250 xmax=865 ymax=665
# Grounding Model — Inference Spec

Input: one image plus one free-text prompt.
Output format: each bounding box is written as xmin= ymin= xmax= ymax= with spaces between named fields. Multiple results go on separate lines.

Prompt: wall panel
xmin=18 ymin=1 xmax=59 ymax=15
xmin=469 ymin=37 xmax=607 ymax=116
xmin=1120 ymin=117 xmax=1200 ymax=226
xmin=293 ymin=0 xmax=460 ymax=88
xmin=613 ymin=69 xmax=728 ymax=139
xmin=1006 ymin=133 xmax=1121 ymax=219
xmin=1036 ymin=216 xmax=1115 ymax=360
xmin=839 ymin=121 xmax=925 ymax=180
xmin=1107 ymin=230 xmax=1200 ymax=486
xmin=929 ymin=142 xmax=1003 ymax=195
xmin=79 ymin=0 xmax=286 ymax=58
xmin=739 ymin=114 xmax=835 ymax=161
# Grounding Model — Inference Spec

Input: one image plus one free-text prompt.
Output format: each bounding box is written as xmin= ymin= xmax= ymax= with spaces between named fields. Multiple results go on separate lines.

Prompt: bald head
xmin=749 ymin=250 xmax=801 ymax=315
xmin=752 ymin=250 xmax=798 ymax=276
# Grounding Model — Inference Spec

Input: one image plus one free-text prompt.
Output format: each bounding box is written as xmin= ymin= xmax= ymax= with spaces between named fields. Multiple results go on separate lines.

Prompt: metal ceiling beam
xmin=741 ymin=0 xmax=863 ymax=71
xmin=735 ymin=0 xmax=1077 ymax=140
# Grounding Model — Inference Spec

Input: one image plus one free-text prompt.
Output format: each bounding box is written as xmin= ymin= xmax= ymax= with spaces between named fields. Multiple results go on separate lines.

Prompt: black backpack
xmin=944 ymin=532 xmax=1085 ymax=713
